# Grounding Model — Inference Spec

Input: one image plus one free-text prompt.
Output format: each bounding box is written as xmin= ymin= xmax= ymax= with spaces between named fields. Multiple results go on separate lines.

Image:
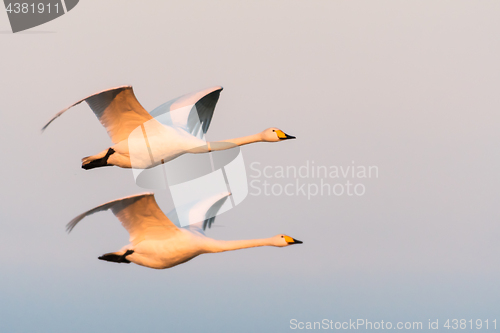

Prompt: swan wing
xmin=67 ymin=193 xmax=180 ymax=245
xmin=201 ymin=193 xmax=231 ymax=230
xmin=42 ymin=86 xmax=155 ymax=144
xmin=149 ymin=86 xmax=223 ymax=139
xmin=166 ymin=192 xmax=231 ymax=234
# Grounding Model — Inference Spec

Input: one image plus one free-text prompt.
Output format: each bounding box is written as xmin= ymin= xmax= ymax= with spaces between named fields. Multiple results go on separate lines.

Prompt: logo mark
xmin=130 ymin=99 xmax=249 ymax=227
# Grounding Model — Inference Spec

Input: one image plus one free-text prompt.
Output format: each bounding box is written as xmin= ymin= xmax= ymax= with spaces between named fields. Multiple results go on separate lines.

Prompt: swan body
xmin=108 ymin=125 xmax=206 ymax=169
xmin=67 ymin=193 xmax=302 ymax=270
xmin=43 ymin=86 xmax=296 ymax=170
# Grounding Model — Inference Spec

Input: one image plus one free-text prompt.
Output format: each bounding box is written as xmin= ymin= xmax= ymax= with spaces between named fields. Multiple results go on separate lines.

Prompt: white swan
xmin=67 ymin=192 xmax=302 ymax=269
xmin=42 ymin=86 xmax=296 ymax=170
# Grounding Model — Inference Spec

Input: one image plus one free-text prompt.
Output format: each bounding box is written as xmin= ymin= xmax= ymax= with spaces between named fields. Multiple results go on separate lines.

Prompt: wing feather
xmin=149 ymin=86 xmax=222 ymax=139
xmin=165 ymin=192 xmax=231 ymax=233
xmin=43 ymin=86 xmax=154 ymax=144
xmin=202 ymin=194 xmax=230 ymax=230
xmin=67 ymin=193 xmax=180 ymax=245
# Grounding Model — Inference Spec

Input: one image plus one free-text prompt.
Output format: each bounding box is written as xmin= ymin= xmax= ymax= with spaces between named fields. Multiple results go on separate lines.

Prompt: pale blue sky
xmin=0 ymin=1 xmax=499 ymax=332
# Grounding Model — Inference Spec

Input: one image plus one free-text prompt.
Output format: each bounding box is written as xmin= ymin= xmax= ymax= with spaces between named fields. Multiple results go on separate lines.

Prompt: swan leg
xmin=82 ymin=148 xmax=115 ymax=170
xmin=98 ymin=249 xmax=134 ymax=264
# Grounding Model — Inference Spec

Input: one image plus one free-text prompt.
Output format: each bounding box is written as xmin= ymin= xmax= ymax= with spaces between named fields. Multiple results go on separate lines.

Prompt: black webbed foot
xmin=82 ymin=148 xmax=115 ymax=170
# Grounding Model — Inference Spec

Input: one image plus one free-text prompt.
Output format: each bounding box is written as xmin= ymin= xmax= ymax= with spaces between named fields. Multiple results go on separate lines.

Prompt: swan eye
xmin=272 ymin=130 xmax=275 ymax=132
xmin=281 ymin=235 xmax=284 ymax=238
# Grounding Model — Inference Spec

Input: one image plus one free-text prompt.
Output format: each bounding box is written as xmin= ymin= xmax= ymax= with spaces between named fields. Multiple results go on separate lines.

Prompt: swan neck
xmin=208 ymin=133 xmax=262 ymax=150
xmin=208 ymin=238 xmax=274 ymax=253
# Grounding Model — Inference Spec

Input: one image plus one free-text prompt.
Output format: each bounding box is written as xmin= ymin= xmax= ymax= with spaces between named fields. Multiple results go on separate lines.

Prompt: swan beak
xmin=276 ymin=130 xmax=296 ymax=140
xmin=284 ymin=236 xmax=303 ymax=244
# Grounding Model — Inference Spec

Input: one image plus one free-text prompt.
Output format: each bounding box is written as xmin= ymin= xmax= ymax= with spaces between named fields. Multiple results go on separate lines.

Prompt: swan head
xmin=273 ymin=234 xmax=303 ymax=247
xmin=261 ymin=128 xmax=296 ymax=142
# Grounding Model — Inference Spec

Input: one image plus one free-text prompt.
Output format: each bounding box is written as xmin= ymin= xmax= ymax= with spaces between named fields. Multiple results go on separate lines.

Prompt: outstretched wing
xmin=202 ymin=193 xmax=231 ymax=230
xmin=42 ymin=86 xmax=155 ymax=144
xmin=149 ymin=86 xmax=223 ymax=139
xmin=67 ymin=193 xmax=180 ymax=245
xmin=166 ymin=192 xmax=231 ymax=233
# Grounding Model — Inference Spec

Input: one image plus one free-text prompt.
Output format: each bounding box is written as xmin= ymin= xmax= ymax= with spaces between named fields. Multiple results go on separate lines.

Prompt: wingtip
xmin=207 ymin=86 xmax=223 ymax=93
xmin=41 ymin=118 xmax=56 ymax=133
xmin=41 ymin=119 xmax=52 ymax=131
xmin=65 ymin=223 xmax=74 ymax=234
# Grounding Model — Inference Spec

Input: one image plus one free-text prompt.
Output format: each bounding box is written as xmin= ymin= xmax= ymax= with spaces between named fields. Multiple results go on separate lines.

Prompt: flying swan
xmin=42 ymin=86 xmax=296 ymax=169
xmin=67 ymin=192 xmax=302 ymax=269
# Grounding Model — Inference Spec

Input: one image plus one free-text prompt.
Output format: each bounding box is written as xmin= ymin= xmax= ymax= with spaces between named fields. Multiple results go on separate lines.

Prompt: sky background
xmin=1 ymin=1 xmax=499 ymax=332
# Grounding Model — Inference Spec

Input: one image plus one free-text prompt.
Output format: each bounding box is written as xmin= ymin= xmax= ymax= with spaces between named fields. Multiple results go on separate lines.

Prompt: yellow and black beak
xmin=276 ymin=130 xmax=296 ymax=140
xmin=284 ymin=235 xmax=303 ymax=245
